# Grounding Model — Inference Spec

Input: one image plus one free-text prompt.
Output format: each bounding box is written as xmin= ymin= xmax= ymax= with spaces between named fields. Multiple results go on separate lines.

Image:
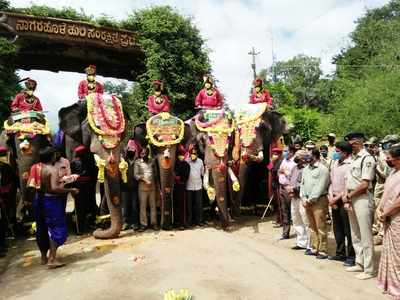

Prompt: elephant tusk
xmin=203 ymin=168 xmax=209 ymax=190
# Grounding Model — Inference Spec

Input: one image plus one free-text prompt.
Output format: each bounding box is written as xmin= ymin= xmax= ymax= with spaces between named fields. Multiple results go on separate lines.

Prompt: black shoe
xmin=279 ymin=236 xmax=289 ymax=240
xmin=152 ymin=225 xmax=160 ymax=231
xmin=131 ymin=224 xmax=140 ymax=231
xmin=273 ymin=224 xmax=283 ymax=228
xmin=291 ymin=245 xmax=306 ymax=250
xmin=304 ymin=249 xmax=317 ymax=256
xmin=328 ymin=255 xmax=346 ymax=262
xmin=316 ymin=254 xmax=328 ymax=259
xmin=137 ymin=226 xmax=147 ymax=232
xmin=343 ymin=258 xmax=355 ymax=267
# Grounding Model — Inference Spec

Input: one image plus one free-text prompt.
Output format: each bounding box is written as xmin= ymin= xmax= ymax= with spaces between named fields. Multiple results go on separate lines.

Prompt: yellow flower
xmin=232 ymin=181 xmax=240 ymax=192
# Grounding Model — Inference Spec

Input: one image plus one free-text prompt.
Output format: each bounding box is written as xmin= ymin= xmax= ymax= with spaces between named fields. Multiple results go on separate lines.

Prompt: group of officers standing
xmin=271 ymin=131 xmax=400 ymax=286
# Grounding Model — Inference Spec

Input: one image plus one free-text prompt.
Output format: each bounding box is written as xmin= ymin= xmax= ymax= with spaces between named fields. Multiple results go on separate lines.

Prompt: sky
xmin=9 ymin=0 xmax=390 ymax=127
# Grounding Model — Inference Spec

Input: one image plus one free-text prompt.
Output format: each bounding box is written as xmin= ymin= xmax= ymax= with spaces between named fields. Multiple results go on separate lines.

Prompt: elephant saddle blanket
xmin=4 ymin=111 xmax=50 ymax=138
xmin=235 ymin=102 xmax=267 ymax=148
xmin=146 ymin=112 xmax=184 ymax=147
xmin=195 ymin=109 xmax=235 ymax=158
xmin=87 ymin=93 xmax=125 ymax=149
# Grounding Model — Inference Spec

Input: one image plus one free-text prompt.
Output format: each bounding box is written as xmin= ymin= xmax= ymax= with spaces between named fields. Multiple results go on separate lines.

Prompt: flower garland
xmin=146 ymin=113 xmax=185 ymax=147
xmin=95 ymin=94 xmax=124 ymax=131
xmin=87 ymin=93 xmax=125 ymax=137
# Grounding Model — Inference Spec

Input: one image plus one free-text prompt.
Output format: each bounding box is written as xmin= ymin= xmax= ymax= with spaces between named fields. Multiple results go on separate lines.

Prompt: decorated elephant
xmin=59 ymin=93 xmax=127 ymax=239
xmin=186 ymin=109 xmax=239 ymax=229
xmin=231 ymin=103 xmax=287 ymax=214
xmin=0 ymin=111 xmax=51 ymax=206
xmin=132 ymin=112 xmax=187 ymax=229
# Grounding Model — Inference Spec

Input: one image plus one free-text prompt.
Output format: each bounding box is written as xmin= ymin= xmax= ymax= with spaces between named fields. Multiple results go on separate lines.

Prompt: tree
xmin=328 ymin=0 xmax=400 ymax=137
xmin=122 ymin=6 xmax=211 ymax=122
xmin=272 ymin=55 xmax=329 ymax=109
xmin=0 ymin=37 xmax=20 ymax=124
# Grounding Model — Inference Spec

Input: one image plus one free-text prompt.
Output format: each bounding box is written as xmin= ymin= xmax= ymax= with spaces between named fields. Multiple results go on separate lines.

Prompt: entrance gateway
xmin=0 ymin=11 xmax=145 ymax=79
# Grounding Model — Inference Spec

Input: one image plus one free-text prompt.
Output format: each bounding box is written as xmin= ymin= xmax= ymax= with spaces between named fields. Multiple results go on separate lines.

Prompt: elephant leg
xmin=93 ymin=176 xmax=122 ymax=239
xmin=232 ymin=162 xmax=248 ymax=219
xmin=211 ymin=168 xmax=229 ymax=229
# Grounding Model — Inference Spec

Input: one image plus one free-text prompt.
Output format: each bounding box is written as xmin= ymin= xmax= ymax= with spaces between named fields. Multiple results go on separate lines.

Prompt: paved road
xmin=0 ymin=217 xmax=386 ymax=300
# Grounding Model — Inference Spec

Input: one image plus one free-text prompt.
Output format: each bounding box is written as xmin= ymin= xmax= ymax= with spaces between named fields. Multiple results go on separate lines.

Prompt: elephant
xmin=0 ymin=111 xmax=51 ymax=207
xmin=231 ymin=104 xmax=287 ymax=214
xmin=59 ymin=93 xmax=126 ymax=239
xmin=186 ymin=109 xmax=239 ymax=229
xmin=132 ymin=113 xmax=189 ymax=229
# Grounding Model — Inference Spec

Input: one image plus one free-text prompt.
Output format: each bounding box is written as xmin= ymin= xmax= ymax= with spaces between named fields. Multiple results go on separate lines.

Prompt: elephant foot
xmin=93 ymin=224 xmax=122 ymax=239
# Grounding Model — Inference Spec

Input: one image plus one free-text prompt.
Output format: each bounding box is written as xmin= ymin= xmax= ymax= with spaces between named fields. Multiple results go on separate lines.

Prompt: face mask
xmin=283 ymin=151 xmax=289 ymax=159
xmin=332 ymin=151 xmax=341 ymax=161
xmin=127 ymin=151 xmax=135 ymax=159
xmin=178 ymin=155 xmax=185 ymax=161
xmin=304 ymin=155 xmax=312 ymax=163
xmin=386 ymin=159 xmax=395 ymax=168
xmin=26 ymin=90 xmax=34 ymax=96
xmin=87 ymin=75 xmax=95 ymax=82
xmin=191 ymin=154 xmax=197 ymax=161
xmin=320 ymin=151 xmax=328 ymax=158
xmin=255 ymin=87 xmax=261 ymax=93
xmin=204 ymin=83 xmax=211 ymax=89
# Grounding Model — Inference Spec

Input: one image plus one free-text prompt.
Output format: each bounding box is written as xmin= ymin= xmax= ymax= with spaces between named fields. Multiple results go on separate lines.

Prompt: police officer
xmin=343 ymin=132 xmax=376 ymax=280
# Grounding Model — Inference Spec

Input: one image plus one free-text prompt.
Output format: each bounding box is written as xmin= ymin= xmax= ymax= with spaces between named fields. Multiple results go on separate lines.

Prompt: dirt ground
xmin=0 ymin=216 xmax=387 ymax=300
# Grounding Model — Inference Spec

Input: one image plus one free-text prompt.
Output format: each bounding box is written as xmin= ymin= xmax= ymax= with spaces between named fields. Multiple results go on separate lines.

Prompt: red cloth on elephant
xmin=10 ymin=92 xmax=43 ymax=112
xmin=195 ymin=88 xmax=223 ymax=109
xmin=147 ymin=95 xmax=171 ymax=115
xmin=77 ymin=80 xmax=104 ymax=100
xmin=249 ymin=90 xmax=273 ymax=106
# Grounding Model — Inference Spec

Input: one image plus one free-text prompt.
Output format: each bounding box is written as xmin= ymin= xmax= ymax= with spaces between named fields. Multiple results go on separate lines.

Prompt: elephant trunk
xmin=93 ymin=175 xmax=122 ymax=239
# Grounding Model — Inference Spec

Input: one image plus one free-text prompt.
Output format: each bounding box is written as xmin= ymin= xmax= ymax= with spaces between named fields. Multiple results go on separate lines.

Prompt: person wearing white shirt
xmin=186 ymin=148 xmax=205 ymax=226
xmin=278 ymin=145 xmax=297 ymax=239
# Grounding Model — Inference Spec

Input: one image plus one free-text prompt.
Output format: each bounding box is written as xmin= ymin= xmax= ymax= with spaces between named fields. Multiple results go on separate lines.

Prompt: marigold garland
xmin=86 ymin=93 xmax=125 ymax=143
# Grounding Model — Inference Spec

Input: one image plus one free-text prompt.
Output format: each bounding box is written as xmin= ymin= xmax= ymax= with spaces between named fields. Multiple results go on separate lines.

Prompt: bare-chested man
xmin=30 ymin=146 xmax=78 ymax=268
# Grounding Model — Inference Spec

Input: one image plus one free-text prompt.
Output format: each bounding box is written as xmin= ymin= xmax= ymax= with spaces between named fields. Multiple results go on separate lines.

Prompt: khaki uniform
xmin=300 ymin=162 xmax=330 ymax=254
xmin=345 ymin=149 xmax=376 ymax=275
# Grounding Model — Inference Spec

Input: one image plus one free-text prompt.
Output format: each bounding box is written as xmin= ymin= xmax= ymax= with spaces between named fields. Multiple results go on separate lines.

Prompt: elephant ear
xmin=58 ymin=101 xmax=87 ymax=143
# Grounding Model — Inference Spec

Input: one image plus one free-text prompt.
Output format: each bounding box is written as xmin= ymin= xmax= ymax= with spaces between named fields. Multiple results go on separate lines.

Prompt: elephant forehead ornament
xmin=234 ymin=102 xmax=268 ymax=161
xmin=195 ymin=109 xmax=235 ymax=171
xmin=146 ymin=112 xmax=185 ymax=170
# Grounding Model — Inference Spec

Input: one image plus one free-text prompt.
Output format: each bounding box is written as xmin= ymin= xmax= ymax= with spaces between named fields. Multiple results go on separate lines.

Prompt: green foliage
xmin=7 ymin=5 xmax=93 ymax=23
xmin=279 ymin=105 xmax=323 ymax=141
xmin=123 ymin=6 xmax=211 ymax=122
xmin=328 ymin=0 xmax=400 ymax=137
xmin=0 ymin=0 xmax=10 ymax=10
xmin=271 ymin=55 xmax=331 ymax=110
xmin=0 ymin=37 xmax=20 ymax=124
xmin=265 ymin=81 xmax=295 ymax=107
xmin=329 ymin=70 xmax=400 ymax=137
